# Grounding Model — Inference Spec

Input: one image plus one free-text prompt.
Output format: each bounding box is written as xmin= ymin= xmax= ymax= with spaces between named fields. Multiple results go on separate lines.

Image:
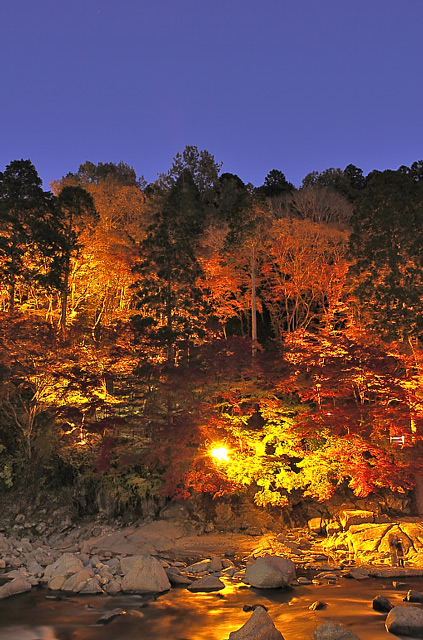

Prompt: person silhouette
xmin=389 ymin=534 xmax=398 ymax=567
xmin=395 ymin=537 xmax=405 ymax=568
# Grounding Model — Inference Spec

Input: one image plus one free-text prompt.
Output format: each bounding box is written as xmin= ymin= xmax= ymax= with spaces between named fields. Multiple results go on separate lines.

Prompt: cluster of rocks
xmin=4 ymin=507 xmax=423 ymax=638
xmin=0 ymin=511 xmax=302 ymax=600
xmin=372 ymin=589 xmax=423 ymax=639
xmin=0 ymin=534 xmax=369 ymax=640
xmin=228 ymin=586 xmax=423 ymax=639
xmin=308 ymin=509 xmax=423 ymax=570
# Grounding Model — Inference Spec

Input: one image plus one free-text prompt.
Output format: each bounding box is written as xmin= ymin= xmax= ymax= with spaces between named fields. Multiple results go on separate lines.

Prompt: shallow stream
xmin=2 ymin=575 xmax=423 ymax=640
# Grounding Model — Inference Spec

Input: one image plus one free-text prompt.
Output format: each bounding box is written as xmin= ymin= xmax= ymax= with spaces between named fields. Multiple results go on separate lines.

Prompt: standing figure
xmin=396 ymin=538 xmax=405 ymax=568
xmin=389 ymin=534 xmax=398 ymax=567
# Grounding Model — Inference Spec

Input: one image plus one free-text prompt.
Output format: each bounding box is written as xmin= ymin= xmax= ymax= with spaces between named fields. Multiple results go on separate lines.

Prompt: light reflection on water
xmin=1 ymin=576 xmax=423 ymax=640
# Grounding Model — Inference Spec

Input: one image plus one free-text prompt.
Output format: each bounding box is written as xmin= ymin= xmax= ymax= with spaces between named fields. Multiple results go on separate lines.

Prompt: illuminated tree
xmin=55 ymin=186 xmax=98 ymax=334
xmin=198 ymin=175 xmax=262 ymax=341
xmin=260 ymin=217 xmax=349 ymax=338
xmin=51 ymin=163 xmax=150 ymax=334
xmin=280 ymin=327 xmax=421 ymax=500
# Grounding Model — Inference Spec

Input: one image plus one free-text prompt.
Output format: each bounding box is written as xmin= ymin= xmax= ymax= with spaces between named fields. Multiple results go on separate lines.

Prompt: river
xmin=1 ymin=575 xmax=423 ymax=640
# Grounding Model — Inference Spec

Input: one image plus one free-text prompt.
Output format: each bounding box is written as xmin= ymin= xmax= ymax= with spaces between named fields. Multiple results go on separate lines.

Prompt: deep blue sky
xmin=1 ymin=0 xmax=422 ymax=189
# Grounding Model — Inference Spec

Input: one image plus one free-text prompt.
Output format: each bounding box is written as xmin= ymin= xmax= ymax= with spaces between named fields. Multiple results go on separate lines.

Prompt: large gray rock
xmin=80 ymin=577 xmax=104 ymax=594
xmin=121 ymin=555 xmax=171 ymax=593
xmin=61 ymin=568 xmax=94 ymax=593
xmin=244 ymin=555 xmax=296 ymax=589
xmin=228 ymin=606 xmax=284 ymax=639
xmin=386 ymin=606 xmax=423 ymax=637
xmin=185 ymin=559 xmax=212 ymax=573
xmin=44 ymin=553 xmax=84 ymax=591
xmin=165 ymin=568 xmax=192 ymax=585
xmin=0 ymin=535 xmax=11 ymax=551
xmin=187 ymin=575 xmax=225 ymax=592
xmin=81 ymin=531 xmax=148 ymax=556
xmin=27 ymin=559 xmax=44 ymax=577
xmin=105 ymin=578 xmax=122 ymax=595
xmin=313 ymin=620 xmax=362 ymax=639
xmin=0 ymin=577 xmax=32 ymax=599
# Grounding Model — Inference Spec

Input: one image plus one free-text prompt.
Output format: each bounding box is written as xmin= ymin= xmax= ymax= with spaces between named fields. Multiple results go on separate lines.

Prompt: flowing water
xmin=1 ymin=575 xmax=423 ymax=640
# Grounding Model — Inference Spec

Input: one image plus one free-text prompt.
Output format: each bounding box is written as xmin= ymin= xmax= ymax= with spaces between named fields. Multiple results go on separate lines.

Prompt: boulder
xmin=209 ymin=557 xmax=224 ymax=572
xmin=187 ymin=575 xmax=225 ymax=592
xmin=0 ymin=577 xmax=32 ymax=599
xmin=339 ymin=510 xmax=374 ymax=531
xmin=398 ymin=523 xmax=423 ymax=552
xmin=308 ymin=518 xmax=325 ymax=534
xmin=27 ymin=559 xmax=44 ymax=577
xmin=393 ymin=581 xmax=407 ymax=589
xmin=185 ymin=559 xmax=211 ymax=574
xmin=121 ymin=555 xmax=171 ymax=593
xmin=405 ymin=590 xmax=423 ymax=603
xmin=105 ymin=578 xmax=122 ymax=595
xmin=44 ymin=553 xmax=83 ymax=579
xmin=313 ymin=620 xmax=362 ymax=639
xmin=309 ymin=601 xmax=327 ymax=610
xmin=228 ymin=606 xmax=284 ymax=639
xmin=347 ymin=524 xmax=390 ymax=558
xmin=386 ymin=606 xmax=423 ymax=637
xmin=61 ymin=568 xmax=94 ymax=593
xmin=80 ymin=578 xmax=104 ymax=594
xmin=44 ymin=553 xmax=84 ymax=590
xmin=0 ymin=535 xmax=11 ymax=551
xmin=81 ymin=531 xmax=145 ymax=556
xmin=343 ymin=567 xmax=370 ymax=580
xmin=244 ymin=555 xmax=295 ymax=589
xmin=3 ymin=569 xmax=28 ymax=580
xmin=372 ymin=594 xmax=393 ymax=612
xmin=165 ymin=568 xmax=192 ymax=585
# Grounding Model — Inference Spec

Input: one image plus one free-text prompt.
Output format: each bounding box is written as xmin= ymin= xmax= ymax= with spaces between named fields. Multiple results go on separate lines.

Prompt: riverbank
xmin=3 ymin=508 xmax=423 ymax=639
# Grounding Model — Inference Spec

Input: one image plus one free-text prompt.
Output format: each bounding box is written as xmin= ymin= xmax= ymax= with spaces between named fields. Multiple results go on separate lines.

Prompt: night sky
xmin=1 ymin=0 xmax=422 ymax=189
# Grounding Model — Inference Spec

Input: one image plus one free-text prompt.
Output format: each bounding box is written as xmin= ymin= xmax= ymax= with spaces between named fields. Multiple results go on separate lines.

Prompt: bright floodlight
xmin=211 ymin=447 xmax=229 ymax=462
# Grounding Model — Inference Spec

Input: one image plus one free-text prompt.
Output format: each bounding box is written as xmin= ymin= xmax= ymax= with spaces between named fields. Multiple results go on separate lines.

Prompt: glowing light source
xmin=211 ymin=447 xmax=229 ymax=462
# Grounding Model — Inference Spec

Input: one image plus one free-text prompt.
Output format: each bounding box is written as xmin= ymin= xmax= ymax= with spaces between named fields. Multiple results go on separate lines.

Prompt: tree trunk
xmin=60 ymin=262 xmax=70 ymax=337
xmin=251 ymin=245 xmax=257 ymax=359
xmin=9 ymin=279 xmax=15 ymax=314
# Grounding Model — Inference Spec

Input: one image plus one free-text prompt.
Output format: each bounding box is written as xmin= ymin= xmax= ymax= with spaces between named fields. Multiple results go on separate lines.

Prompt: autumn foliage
xmin=1 ymin=154 xmax=423 ymax=515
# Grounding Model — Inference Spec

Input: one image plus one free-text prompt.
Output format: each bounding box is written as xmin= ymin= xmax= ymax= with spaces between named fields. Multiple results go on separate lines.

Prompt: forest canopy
xmin=1 ymin=150 xmax=422 ymax=515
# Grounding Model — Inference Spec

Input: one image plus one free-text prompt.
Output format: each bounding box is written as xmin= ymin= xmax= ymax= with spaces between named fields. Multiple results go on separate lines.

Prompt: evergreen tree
xmin=156 ymin=145 xmax=222 ymax=194
xmin=134 ymin=170 xmax=207 ymax=363
xmin=349 ymin=170 xmax=423 ymax=341
xmin=66 ymin=160 xmax=145 ymax=189
xmin=256 ymin=169 xmax=295 ymax=198
xmin=0 ymin=160 xmax=57 ymax=313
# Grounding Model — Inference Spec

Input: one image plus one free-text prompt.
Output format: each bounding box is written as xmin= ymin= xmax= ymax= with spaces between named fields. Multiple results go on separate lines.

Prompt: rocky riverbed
xmin=3 ymin=507 xmax=423 ymax=638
